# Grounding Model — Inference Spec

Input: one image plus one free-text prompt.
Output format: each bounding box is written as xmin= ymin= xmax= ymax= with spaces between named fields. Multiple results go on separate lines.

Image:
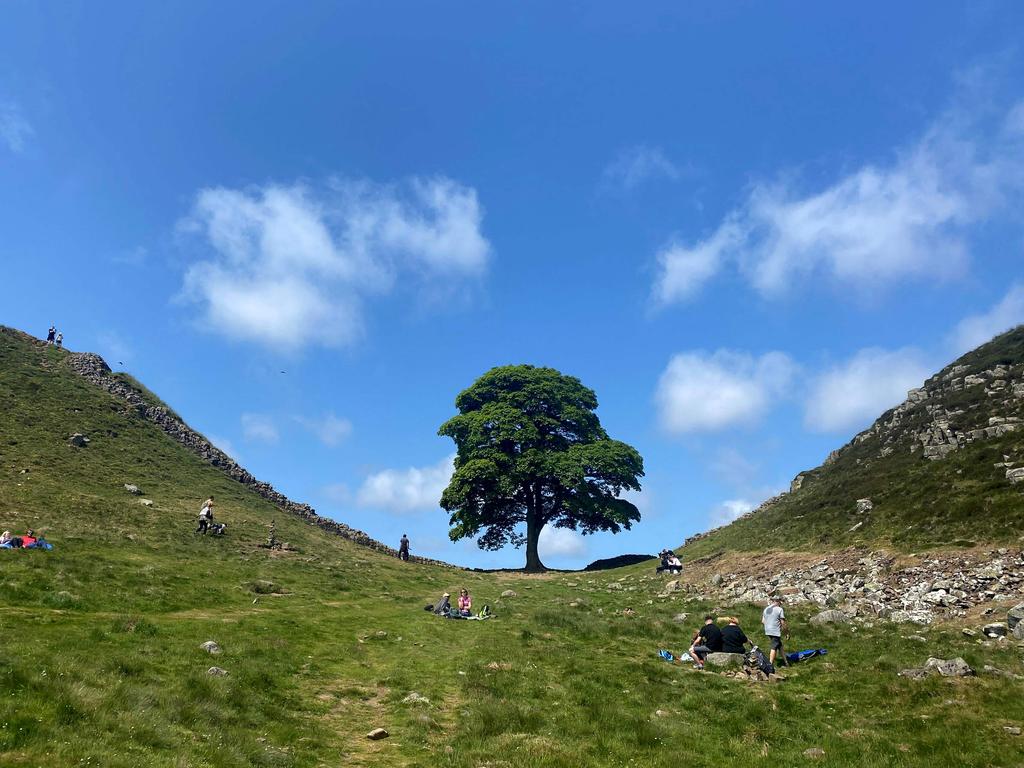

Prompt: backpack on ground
xmin=745 ymin=646 xmax=775 ymax=676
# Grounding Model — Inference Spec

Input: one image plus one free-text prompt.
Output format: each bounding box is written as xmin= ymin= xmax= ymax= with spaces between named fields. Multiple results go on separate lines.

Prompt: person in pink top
xmin=457 ymin=588 xmax=473 ymax=616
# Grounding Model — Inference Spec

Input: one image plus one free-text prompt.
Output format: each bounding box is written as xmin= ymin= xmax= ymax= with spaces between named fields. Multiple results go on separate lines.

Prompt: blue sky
xmin=2 ymin=3 xmax=1024 ymax=568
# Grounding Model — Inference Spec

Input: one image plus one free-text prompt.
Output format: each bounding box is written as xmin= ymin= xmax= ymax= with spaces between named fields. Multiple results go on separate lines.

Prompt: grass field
xmin=2 ymin=327 xmax=1024 ymax=767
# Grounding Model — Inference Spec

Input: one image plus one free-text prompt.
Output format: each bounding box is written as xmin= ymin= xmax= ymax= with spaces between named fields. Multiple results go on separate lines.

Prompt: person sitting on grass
xmin=665 ymin=554 xmax=682 ymax=574
xmin=20 ymin=530 xmax=37 ymax=547
xmin=689 ymin=614 xmax=723 ymax=670
xmin=458 ymin=588 xmax=473 ymax=616
xmin=720 ymin=616 xmax=750 ymax=654
xmin=0 ymin=531 xmax=12 ymax=548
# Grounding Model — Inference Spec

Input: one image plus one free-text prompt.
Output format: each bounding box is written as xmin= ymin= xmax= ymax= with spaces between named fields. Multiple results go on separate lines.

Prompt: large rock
xmin=809 ymin=610 xmax=850 ymax=626
xmin=1007 ymin=468 xmax=1024 ymax=485
xmin=705 ymin=652 xmax=745 ymax=668
xmin=501 ymin=590 xmax=517 ymax=598
xmin=1007 ymin=602 xmax=1024 ymax=630
xmin=983 ymin=623 xmax=1007 ymax=638
xmin=924 ymin=657 xmax=974 ymax=677
xmin=856 ymin=498 xmax=873 ymax=514
xmin=1012 ymin=623 xmax=1024 ymax=641
xmin=366 ymin=728 xmax=389 ymax=740
xmin=200 ymin=640 xmax=221 ymax=654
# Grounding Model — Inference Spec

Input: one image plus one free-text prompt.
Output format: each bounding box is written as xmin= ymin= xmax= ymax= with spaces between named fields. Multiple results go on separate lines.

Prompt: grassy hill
xmin=682 ymin=327 xmax=1024 ymax=561
xmin=2 ymin=326 xmax=1024 ymax=767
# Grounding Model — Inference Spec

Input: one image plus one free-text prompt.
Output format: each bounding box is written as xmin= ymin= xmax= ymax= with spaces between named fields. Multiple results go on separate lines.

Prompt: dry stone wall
xmin=64 ymin=349 xmax=454 ymax=568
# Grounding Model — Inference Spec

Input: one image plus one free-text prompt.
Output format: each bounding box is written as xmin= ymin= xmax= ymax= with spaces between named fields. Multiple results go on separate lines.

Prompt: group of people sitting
xmin=425 ymin=588 xmax=491 ymax=620
xmin=688 ymin=596 xmax=789 ymax=671
xmin=0 ymin=529 xmax=53 ymax=550
xmin=656 ymin=549 xmax=682 ymax=574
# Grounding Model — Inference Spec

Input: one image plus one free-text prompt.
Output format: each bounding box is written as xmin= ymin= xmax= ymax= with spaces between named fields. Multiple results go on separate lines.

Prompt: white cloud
xmin=709 ymin=498 xmax=756 ymax=528
xmin=804 ymin=348 xmax=930 ymax=433
xmin=538 ymin=526 xmax=588 ymax=558
xmin=653 ymin=99 xmax=1024 ymax=304
xmin=950 ymin=283 xmax=1024 ymax=354
xmin=655 ymin=350 xmax=796 ymax=433
xmin=179 ymin=177 xmax=490 ymax=350
xmin=0 ymin=103 xmax=32 ymax=153
xmin=603 ymin=145 xmax=680 ymax=190
xmin=356 ymin=453 xmax=455 ymax=513
xmin=322 ymin=483 xmax=351 ymax=504
xmin=296 ymin=412 xmax=353 ymax=446
xmin=241 ymin=413 xmax=279 ymax=443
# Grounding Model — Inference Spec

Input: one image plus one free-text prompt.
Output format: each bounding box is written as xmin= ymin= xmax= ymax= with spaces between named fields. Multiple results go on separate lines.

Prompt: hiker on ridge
xmin=689 ymin=614 xmax=723 ymax=670
xmin=46 ymin=325 xmax=56 ymax=345
xmin=762 ymin=596 xmax=789 ymax=668
xmin=399 ymin=534 xmax=410 ymax=561
xmin=55 ymin=332 xmax=63 ymax=349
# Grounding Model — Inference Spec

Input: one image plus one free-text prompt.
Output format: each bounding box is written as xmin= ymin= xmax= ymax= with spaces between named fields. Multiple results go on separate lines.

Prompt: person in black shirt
xmin=720 ymin=617 xmax=749 ymax=654
xmin=689 ymin=615 xmax=723 ymax=669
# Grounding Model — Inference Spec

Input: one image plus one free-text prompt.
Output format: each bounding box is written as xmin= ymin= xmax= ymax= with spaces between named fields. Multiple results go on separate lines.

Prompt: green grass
xmin=1 ymin=326 xmax=1024 ymax=766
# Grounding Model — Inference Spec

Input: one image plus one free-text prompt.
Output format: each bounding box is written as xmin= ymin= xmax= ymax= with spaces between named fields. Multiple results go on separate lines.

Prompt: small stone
xmin=68 ymin=433 xmax=90 ymax=448
xmin=123 ymin=484 xmax=142 ymax=495
xmin=983 ymin=623 xmax=1008 ymax=638
xmin=924 ymin=657 xmax=974 ymax=677
xmin=366 ymin=728 xmax=389 ymax=740
xmin=672 ymin=612 xmax=689 ymax=624
xmin=1004 ymin=726 xmax=1021 ymax=736
xmin=140 ymin=499 xmax=154 ymax=507
xmin=855 ymin=498 xmax=873 ymax=514
xmin=810 ymin=609 xmax=850 ymax=625
xmin=803 ymin=747 xmax=825 ymax=759
xmin=501 ymin=590 xmax=517 ymax=598
xmin=200 ymin=640 xmax=221 ymax=654
xmin=654 ymin=709 xmax=669 ymax=717
xmin=962 ymin=628 xmax=977 ymax=637
xmin=402 ymin=692 xmax=429 ymax=705
xmin=375 ymin=631 xmax=388 ymax=639
xmin=207 ymin=666 xmax=228 ymax=676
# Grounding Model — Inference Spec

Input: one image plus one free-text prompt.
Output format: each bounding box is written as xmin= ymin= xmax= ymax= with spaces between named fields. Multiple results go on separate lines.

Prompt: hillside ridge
xmin=0 ymin=325 xmax=453 ymax=567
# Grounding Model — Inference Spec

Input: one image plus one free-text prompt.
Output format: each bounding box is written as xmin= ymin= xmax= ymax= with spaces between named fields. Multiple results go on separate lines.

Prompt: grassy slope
xmin=1 ymin=329 xmax=1023 ymax=767
xmin=682 ymin=328 xmax=1024 ymax=561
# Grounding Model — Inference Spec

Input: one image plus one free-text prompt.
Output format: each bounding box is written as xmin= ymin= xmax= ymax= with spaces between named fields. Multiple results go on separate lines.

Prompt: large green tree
xmin=438 ymin=365 xmax=644 ymax=572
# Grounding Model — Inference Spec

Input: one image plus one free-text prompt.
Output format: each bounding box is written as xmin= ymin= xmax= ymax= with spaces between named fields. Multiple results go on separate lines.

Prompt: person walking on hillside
xmin=762 ymin=596 xmax=789 ymax=668
xmin=399 ymin=534 xmax=410 ymax=561
xmin=46 ymin=325 xmax=56 ymax=345
xmin=55 ymin=332 xmax=63 ymax=349
xmin=196 ymin=496 xmax=214 ymax=534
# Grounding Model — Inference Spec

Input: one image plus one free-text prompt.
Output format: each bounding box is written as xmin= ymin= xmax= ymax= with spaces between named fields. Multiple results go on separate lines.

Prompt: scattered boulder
xmin=924 ymin=657 xmax=974 ymax=677
xmin=1004 ymin=726 xmax=1021 ymax=736
xmin=856 ymin=498 xmax=873 ymax=514
xmin=1013 ymin=623 xmax=1024 ymax=641
xmin=803 ymin=748 xmax=826 ymax=759
xmin=983 ymin=623 xmax=1007 ymax=638
xmin=1007 ymin=602 xmax=1024 ymax=630
xmin=1007 ymin=468 xmax=1024 ymax=485
xmin=710 ymin=574 xmax=723 ymax=586
xmin=68 ymin=433 xmax=90 ymax=448
xmin=704 ymin=652 xmax=745 ymax=668
xmin=200 ymin=640 xmax=221 ymax=654
xmin=962 ymin=628 xmax=977 ymax=637
xmin=606 ymin=582 xmax=623 ymax=591
xmin=898 ymin=667 xmax=931 ymax=680
xmin=123 ymin=484 xmax=142 ymax=495
xmin=402 ymin=692 xmax=430 ymax=705
xmin=663 ymin=579 xmax=683 ymax=593
xmin=810 ymin=609 xmax=850 ymax=626
xmin=672 ymin=613 xmax=689 ymax=624
xmin=207 ymin=666 xmax=228 ymax=677
xmin=140 ymin=499 xmax=154 ymax=507
xmin=501 ymin=590 xmax=517 ymax=598
xmin=366 ymin=728 xmax=389 ymax=740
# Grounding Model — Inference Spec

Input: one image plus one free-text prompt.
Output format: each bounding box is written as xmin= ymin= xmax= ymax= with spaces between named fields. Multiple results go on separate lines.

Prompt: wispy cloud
xmin=0 ymin=102 xmax=32 ymax=153
xmin=950 ymin=283 xmax=1024 ymax=354
xmin=709 ymin=498 xmax=756 ymax=528
xmin=653 ymin=97 xmax=1024 ymax=305
xmin=603 ymin=145 xmax=682 ymax=191
xmin=355 ymin=453 xmax=455 ymax=513
xmin=296 ymin=412 xmax=353 ymax=446
xmin=179 ymin=177 xmax=491 ymax=350
xmin=241 ymin=413 xmax=279 ymax=444
xmin=655 ymin=350 xmax=795 ymax=434
xmin=804 ymin=347 xmax=930 ymax=433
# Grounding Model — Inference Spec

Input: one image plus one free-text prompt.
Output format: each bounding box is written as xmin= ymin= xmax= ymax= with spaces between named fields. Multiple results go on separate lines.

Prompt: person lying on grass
xmin=689 ymin=614 xmax=723 ymax=670
xmin=458 ymin=588 xmax=473 ymax=616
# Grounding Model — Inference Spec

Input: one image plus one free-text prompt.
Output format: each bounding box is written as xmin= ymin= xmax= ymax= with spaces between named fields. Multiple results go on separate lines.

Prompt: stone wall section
xmin=63 ymin=348 xmax=454 ymax=567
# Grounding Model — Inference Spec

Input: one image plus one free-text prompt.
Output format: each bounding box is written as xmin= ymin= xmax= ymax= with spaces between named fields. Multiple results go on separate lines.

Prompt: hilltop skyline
xmin=2 ymin=3 xmax=1024 ymax=567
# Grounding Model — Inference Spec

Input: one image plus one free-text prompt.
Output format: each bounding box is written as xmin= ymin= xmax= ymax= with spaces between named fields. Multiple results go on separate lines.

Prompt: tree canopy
xmin=438 ymin=365 xmax=644 ymax=571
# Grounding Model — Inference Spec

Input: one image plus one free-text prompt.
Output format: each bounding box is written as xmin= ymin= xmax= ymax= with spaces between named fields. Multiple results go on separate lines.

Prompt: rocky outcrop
xmin=63 ymin=349 xmax=452 ymax=568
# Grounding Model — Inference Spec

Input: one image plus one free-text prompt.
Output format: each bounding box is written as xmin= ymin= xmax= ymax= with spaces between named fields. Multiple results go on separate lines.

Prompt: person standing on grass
xmin=762 ymin=596 xmax=789 ymax=667
xmin=46 ymin=325 xmax=56 ymax=345
xmin=55 ymin=332 xmax=63 ymax=349
xmin=399 ymin=533 xmax=410 ymax=561
xmin=688 ymin=614 xmax=723 ymax=669
xmin=196 ymin=496 xmax=214 ymax=534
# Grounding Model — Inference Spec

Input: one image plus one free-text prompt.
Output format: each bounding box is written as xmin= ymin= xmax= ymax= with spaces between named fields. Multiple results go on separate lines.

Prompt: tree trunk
xmin=524 ymin=515 xmax=546 ymax=573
